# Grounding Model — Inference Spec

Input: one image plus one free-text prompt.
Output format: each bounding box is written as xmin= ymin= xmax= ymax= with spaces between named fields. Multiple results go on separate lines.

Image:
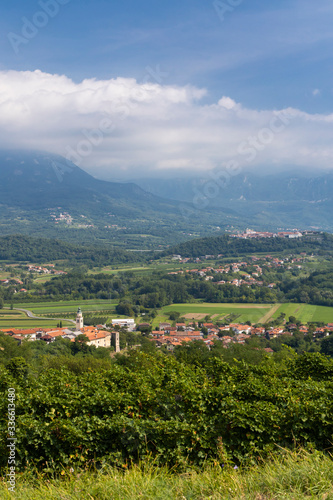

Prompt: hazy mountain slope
xmin=0 ymin=150 xmax=178 ymax=216
xmin=134 ymin=171 xmax=333 ymax=230
xmin=0 ymin=150 xmax=244 ymax=247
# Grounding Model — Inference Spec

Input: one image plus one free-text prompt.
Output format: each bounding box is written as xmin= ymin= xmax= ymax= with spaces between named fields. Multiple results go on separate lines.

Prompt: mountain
xmin=2 ymin=150 xmax=331 ymax=248
xmin=0 ymin=150 xmax=239 ymax=248
xmin=134 ymin=171 xmax=333 ymax=231
xmin=0 ymin=150 xmax=177 ymax=217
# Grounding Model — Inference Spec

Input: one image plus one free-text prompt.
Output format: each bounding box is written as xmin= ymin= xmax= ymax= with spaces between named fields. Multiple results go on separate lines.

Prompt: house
xmin=137 ymin=323 xmax=151 ymax=331
xmin=229 ymin=324 xmax=252 ymax=334
xmin=85 ymin=330 xmax=111 ymax=348
xmin=112 ymin=319 xmax=136 ymax=331
xmin=2 ymin=328 xmax=45 ymax=341
xmin=159 ymin=322 xmax=171 ymax=331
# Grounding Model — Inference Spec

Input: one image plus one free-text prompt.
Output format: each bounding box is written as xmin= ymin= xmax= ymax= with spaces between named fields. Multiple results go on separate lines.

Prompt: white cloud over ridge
xmin=0 ymin=69 xmax=332 ymax=179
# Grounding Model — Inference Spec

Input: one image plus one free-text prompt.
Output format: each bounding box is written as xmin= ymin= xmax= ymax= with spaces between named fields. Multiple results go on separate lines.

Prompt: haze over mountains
xmin=134 ymin=171 xmax=333 ymax=231
xmin=0 ymin=150 xmax=332 ymax=247
xmin=0 ymin=150 xmax=228 ymax=247
xmin=0 ymin=150 xmax=176 ymax=217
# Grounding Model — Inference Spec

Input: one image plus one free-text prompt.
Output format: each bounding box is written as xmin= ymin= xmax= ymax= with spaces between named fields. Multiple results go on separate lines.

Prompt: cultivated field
xmin=2 ymin=301 xmax=333 ymax=329
xmin=0 ymin=307 xmax=73 ymax=328
xmin=159 ymin=303 xmax=273 ymax=325
xmin=272 ymin=303 xmax=333 ymax=324
xmin=0 ymin=300 xmax=117 ymax=328
xmin=14 ymin=299 xmax=117 ymax=316
xmin=158 ymin=303 xmax=333 ymax=325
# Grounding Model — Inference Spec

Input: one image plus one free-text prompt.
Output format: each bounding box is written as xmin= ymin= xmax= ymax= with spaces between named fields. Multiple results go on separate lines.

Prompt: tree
xmin=7 ymin=356 xmax=29 ymax=379
xmin=116 ymin=301 xmax=134 ymax=317
xmin=168 ymin=311 xmax=181 ymax=321
xmin=321 ymin=335 xmax=333 ymax=357
xmin=70 ymin=334 xmax=94 ymax=355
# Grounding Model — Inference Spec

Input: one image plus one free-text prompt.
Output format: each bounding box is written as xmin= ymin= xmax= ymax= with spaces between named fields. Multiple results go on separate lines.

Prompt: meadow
xmin=155 ymin=302 xmax=333 ymax=326
xmin=272 ymin=303 xmax=333 ymax=324
xmin=159 ymin=303 xmax=272 ymax=324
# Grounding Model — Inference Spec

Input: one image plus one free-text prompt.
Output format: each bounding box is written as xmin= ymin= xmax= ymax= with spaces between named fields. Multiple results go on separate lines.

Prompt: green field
xmin=158 ymin=303 xmax=273 ymax=325
xmin=14 ymin=299 xmax=117 ymax=315
xmin=0 ymin=308 xmax=74 ymax=328
xmin=0 ymin=318 xmax=74 ymax=328
xmin=0 ymin=299 xmax=118 ymax=328
xmin=156 ymin=303 xmax=333 ymax=326
xmin=272 ymin=303 xmax=333 ymax=324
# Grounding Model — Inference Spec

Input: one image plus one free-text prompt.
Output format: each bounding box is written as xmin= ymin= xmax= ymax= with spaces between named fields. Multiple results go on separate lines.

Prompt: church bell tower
xmin=76 ymin=307 xmax=84 ymax=330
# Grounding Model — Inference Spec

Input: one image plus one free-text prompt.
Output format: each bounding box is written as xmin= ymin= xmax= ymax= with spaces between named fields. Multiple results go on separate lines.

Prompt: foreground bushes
xmin=1 ymin=351 xmax=333 ymax=472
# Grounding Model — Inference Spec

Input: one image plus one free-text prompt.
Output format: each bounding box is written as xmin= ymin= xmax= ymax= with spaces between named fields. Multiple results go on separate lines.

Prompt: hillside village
xmin=231 ymin=229 xmax=304 ymax=239
xmin=169 ymin=253 xmax=307 ymax=288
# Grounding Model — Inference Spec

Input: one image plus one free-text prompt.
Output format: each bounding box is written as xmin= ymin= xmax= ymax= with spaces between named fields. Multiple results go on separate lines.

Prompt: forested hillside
xmin=0 ymin=235 xmax=142 ymax=266
xmin=162 ymin=233 xmax=333 ymax=259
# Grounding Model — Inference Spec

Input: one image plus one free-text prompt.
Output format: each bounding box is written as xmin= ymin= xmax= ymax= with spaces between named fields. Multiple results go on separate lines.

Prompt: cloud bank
xmin=0 ymin=69 xmax=332 ymax=179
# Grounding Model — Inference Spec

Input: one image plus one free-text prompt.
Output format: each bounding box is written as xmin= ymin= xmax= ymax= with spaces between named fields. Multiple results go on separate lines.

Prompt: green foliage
xmin=320 ymin=334 xmax=333 ymax=357
xmin=6 ymin=356 xmax=29 ymax=380
xmin=2 ymin=351 xmax=333 ymax=474
xmin=161 ymin=233 xmax=333 ymax=260
xmin=0 ymin=235 xmax=142 ymax=266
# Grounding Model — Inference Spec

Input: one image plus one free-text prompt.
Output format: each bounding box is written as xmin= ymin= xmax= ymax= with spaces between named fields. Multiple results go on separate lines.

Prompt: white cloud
xmin=218 ymin=96 xmax=237 ymax=110
xmin=0 ymin=69 xmax=333 ymax=178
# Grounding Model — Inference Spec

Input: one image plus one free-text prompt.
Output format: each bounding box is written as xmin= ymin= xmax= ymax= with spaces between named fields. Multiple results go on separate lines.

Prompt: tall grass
xmin=1 ymin=448 xmax=333 ymax=499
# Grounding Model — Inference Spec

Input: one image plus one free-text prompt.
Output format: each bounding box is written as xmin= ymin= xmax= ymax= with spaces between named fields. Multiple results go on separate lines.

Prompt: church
xmin=76 ymin=307 xmax=84 ymax=330
xmin=74 ymin=306 xmax=119 ymax=351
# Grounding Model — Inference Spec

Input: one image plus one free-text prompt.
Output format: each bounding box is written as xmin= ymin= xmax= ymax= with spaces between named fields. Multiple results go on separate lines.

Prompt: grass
xmin=14 ymin=299 xmax=117 ymax=315
xmin=160 ymin=303 xmax=273 ymax=324
xmin=0 ymin=319 xmax=74 ymax=328
xmin=0 ymin=308 xmax=72 ymax=328
xmin=0 ymin=309 xmax=25 ymax=318
xmin=157 ymin=303 xmax=333 ymax=326
xmin=272 ymin=304 xmax=333 ymax=324
xmin=1 ymin=448 xmax=333 ymax=499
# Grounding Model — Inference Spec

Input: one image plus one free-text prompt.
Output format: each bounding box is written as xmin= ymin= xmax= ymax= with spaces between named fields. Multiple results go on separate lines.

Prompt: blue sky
xmin=1 ymin=0 xmax=333 ymax=177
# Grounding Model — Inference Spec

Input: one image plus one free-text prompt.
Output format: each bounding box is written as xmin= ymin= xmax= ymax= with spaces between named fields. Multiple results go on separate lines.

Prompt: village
xmin=2 ymin=306 xmax=333 ymax=354
xmin=146 ymin=320 xmax=333 ymax=352
xmin=0 ymin=308 xmax=121 ymax=351
xmin=230 ymin=228 xmax=304 ymax=239
xmin=168 ymin=252 xmax=307 ymax=288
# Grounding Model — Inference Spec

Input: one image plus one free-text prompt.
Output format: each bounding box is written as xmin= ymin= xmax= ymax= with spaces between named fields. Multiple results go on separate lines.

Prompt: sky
xmin=1 ymin=0 xmax=333 ymax=179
